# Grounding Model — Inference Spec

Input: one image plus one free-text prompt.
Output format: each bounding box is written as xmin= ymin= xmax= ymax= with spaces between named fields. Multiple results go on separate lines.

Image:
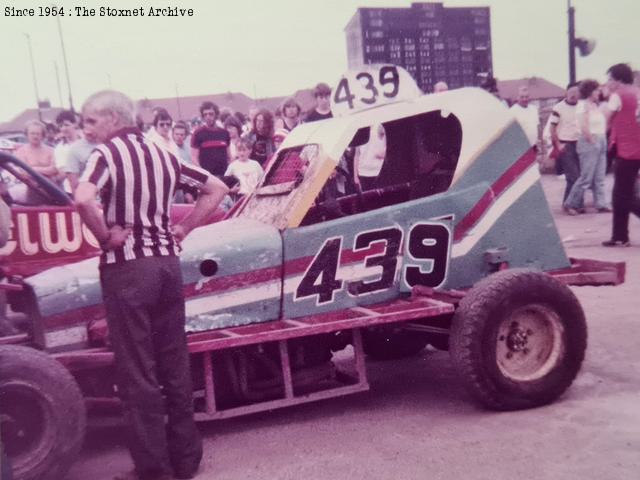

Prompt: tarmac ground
xmin=67 ymin=173 xmax=640 ymax=480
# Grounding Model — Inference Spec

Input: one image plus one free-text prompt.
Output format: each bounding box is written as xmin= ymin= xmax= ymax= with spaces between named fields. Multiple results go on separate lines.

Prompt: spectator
xmin=44 ymin=122 xmax=59 ymax=146
xmin=275 ymin=97 xmax=301 ymax=132
xmin=64 ymin=118 xmax=98 ymax=194
xmin=433 ymin=81 xmax=449 ymax=93
xmin=14 ymin=121 xmax=57 ymax=181
xmin=245 ymin=106 xmax=259 ymax=135
xmin=602 ymin=63 xmax=640 ymax=246
xmin=480 ymin=76 xmax=508 ymax=107
xmin=246 ymin=109 xmax=275 ymax=166
xmin=564 ymin=80 xmax=611 ymax=215
xmin=304 ymin=83 xmax=333 ymax=122
xmin=510 ymin=86 xmax=540 ymax=148
xmin=146 ymin=108 xmax=179 ymax=156
xmin=550 ymin=83 xmax=581 ymax=208
xmin=273 ymin=128 xmax=289 ymax=151
xmin=190 ymin=101 xmax=231 ymax=178
xmin=224 ymin=137 xmax=264 ymax=196
xmin=219 ymin=107 xmax=234 ymax=127
xmin=171 ymin=122 xmax=194 ymax=204
xmin=224 ymin=116 xmax=243 ymax=161
xmin=172 ymin=121 xmax=191 ymax=164
xmin=54 ymin=110 xmax=80 ymax=193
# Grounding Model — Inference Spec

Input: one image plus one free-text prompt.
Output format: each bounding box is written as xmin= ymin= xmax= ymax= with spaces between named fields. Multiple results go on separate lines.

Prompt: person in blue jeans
xmin=564 ymin=79 xmax=611 ymax=214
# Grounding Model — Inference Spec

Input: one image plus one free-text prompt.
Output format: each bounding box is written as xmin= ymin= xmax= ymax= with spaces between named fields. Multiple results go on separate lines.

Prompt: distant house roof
xmin=497 ymin=77 xmax=565 ymax=103
xmin=136 ymin=92 xmax=259 ymax=124
xmin=0 ymin=107 xmax=66 ymax=134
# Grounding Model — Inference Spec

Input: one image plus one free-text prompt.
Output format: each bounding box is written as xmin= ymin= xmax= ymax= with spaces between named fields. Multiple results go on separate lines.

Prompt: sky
xmin=0 ymin=0 xmax=638 ymax=122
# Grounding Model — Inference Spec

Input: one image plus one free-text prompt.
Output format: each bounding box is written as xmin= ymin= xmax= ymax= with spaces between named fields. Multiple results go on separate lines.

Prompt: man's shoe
xmin=113 ymin=471 xmax=172 ymax=480
xmin=565 ymin=207 xmax=580 ymax=216
xmin=602 ymin=239 xmax=630 ymax=247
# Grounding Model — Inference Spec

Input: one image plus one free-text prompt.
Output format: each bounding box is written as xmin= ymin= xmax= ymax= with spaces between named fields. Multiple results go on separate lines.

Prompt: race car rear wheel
xmin=0 ymin=345 xmax=86 ymax=480
xmin=449 ymin=269 xmax=587 ymax=410
xmin=362 ymin=326 xmax=429 ymax=360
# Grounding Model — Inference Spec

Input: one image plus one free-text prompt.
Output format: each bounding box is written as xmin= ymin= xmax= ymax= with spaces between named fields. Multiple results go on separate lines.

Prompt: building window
xmin=370 ymin=19 xmax=383 ymax=27
xmin=371 ymin=30 xmax=384 ymax=38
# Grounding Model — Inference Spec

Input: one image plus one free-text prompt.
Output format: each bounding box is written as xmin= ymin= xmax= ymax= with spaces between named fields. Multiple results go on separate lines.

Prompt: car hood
xmin=27 ymin=218 xmax=283 ymax=337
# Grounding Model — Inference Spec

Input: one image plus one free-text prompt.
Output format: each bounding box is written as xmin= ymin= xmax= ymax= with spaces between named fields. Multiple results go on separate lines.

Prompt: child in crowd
xmin=224 ymin=137 xmax=264 ymax=196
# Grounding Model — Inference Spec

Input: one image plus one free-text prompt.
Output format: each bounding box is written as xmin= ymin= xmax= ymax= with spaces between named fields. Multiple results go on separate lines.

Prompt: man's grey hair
xmin=82 ymin=90 xmax=136 ymax=127
xmin=24 ymin=119 xmax=46 ymax=134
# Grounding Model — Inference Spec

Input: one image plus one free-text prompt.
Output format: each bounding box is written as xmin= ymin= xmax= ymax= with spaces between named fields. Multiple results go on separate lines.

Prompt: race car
xmin=0 ymin=66 xmax=624 ymax=480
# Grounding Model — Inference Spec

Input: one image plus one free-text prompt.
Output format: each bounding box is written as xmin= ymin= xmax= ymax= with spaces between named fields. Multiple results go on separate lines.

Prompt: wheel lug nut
xmin=523 ymin=348 xmax=530 ymax=355
xmin=526 ymin=329 xmax=533 ymax=336
xmin=506 ymin=352 xmax=513 ymax=359
xmin=499 ymin=335 xmax=505 ymax=341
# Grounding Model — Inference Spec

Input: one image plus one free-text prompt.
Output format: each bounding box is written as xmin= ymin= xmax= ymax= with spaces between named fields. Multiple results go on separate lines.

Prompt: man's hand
xmin=102 ymin=225 xmax=131 ymax=250
xmin=171 ymin=224 xmax=188 ymax=247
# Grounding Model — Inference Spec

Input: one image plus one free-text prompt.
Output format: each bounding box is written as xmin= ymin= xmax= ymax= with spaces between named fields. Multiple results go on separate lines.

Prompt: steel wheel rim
xmin=496 ymin=304 xmax=565 ymax=382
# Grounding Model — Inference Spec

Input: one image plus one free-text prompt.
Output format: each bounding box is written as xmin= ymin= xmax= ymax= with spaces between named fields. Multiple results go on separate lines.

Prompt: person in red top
xmin=190 ymin=101 xmax=230 ymax=178
xmin=603 ymin=63 xmax=640 ymax=247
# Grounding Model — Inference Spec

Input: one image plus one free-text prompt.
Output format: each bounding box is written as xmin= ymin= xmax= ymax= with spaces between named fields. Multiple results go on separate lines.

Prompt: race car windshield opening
xmin=300 ymin=110 xmax=462 ymax=226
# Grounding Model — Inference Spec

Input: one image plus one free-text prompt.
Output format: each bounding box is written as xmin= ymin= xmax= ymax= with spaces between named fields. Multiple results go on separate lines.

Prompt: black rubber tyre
xmin=0 ymin=345 xmax=86 ymax=480
xmin=362 ymin=327 xmax=429 ymax=360
xmin=449 ymin=269 xmax=587 ymax=411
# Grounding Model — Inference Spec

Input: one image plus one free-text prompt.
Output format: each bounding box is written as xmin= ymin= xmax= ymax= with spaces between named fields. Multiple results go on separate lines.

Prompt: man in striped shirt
xmin=75 ymin=90 xmax=228 ymax=480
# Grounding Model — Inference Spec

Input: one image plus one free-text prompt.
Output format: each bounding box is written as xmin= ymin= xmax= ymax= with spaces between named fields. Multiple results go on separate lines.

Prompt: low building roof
xmin=497 ymin=77 xmax=565 ymax=103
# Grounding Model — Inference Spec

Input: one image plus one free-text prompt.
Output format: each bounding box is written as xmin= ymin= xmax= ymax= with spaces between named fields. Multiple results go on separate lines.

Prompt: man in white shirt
xmin=549 ymin=84 xmax=581 ymax=205
xmin=54 ymin=110 xmax=80 ymax=193
xmin=510 ymin=86 xmax=540 ymax=148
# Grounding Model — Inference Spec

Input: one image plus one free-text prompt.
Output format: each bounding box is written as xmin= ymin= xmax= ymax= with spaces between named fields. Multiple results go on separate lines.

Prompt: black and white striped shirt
xmin=80 ymin=127 xmax=210 ymax=265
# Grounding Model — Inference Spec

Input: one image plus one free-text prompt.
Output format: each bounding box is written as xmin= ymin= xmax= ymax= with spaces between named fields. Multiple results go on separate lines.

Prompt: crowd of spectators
xmin=6 ymin=82 xmax=334 ymax=207
xmin=5 ymin=68 xmax=639 ymax=247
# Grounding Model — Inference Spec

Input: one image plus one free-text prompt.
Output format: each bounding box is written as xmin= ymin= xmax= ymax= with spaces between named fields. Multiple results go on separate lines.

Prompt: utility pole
xmin=56 ymin=15 xmax=74 ymax=112
xmin=175 ymin=83 xmax=183 ymax=120
xmin=54 ymin=61 xmax=63 ymax=107
xmin=24 ymin=33 xmax=42 ymax=121
xmin=568 ymin=0 xmax=576 ymax=84
xmin=567 ymin=0 xmax=595 ymax=85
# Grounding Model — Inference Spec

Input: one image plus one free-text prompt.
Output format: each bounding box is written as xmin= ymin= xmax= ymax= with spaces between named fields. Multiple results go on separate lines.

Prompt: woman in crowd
xmin=224 ymin=116 xmax=243 ymax=162
xmin=246 ymin=109 xmax=275 ymax=166
xmin=564 ymin=79 xmax=611 ymax=215
xmin=275 ymin=98 xmax=301 ymax=132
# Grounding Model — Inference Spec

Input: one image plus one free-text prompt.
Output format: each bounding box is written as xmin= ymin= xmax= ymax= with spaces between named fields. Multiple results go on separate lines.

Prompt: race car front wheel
xmin=449 ymin=269 xmax=587 ymax=410
xmin=0 ymin=345 xmax=86 ymax=480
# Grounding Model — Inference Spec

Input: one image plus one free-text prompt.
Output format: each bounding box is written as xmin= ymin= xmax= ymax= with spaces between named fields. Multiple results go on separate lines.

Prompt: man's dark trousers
xmin=559 ymin=142 xmax=580 ymax=203
xmin=611 ymin=158 xmax=640 ymax=242
xmin=101 ymin=256 xmax=202 ymax=479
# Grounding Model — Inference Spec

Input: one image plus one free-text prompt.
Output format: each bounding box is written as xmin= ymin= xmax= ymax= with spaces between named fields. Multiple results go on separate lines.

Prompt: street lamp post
xmin=567 ymin=0 xmax=595 ymax=85
xmin=568 ymin=0 xmax=576 ymax=84
xmin=55 ymin=15 xmax=74 ymax=112
xmin=24 ymin=33 xmax=42 ymax=121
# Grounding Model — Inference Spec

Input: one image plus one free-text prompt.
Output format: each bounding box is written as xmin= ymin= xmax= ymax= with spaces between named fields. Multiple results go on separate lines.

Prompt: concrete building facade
xmin=345 ymin=2 xmax=493 ymax=93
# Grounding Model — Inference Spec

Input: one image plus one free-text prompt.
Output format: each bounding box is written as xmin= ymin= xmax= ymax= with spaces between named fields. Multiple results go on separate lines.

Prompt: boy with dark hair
xmin=305 ymin=82 xmax=333 ymax=123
